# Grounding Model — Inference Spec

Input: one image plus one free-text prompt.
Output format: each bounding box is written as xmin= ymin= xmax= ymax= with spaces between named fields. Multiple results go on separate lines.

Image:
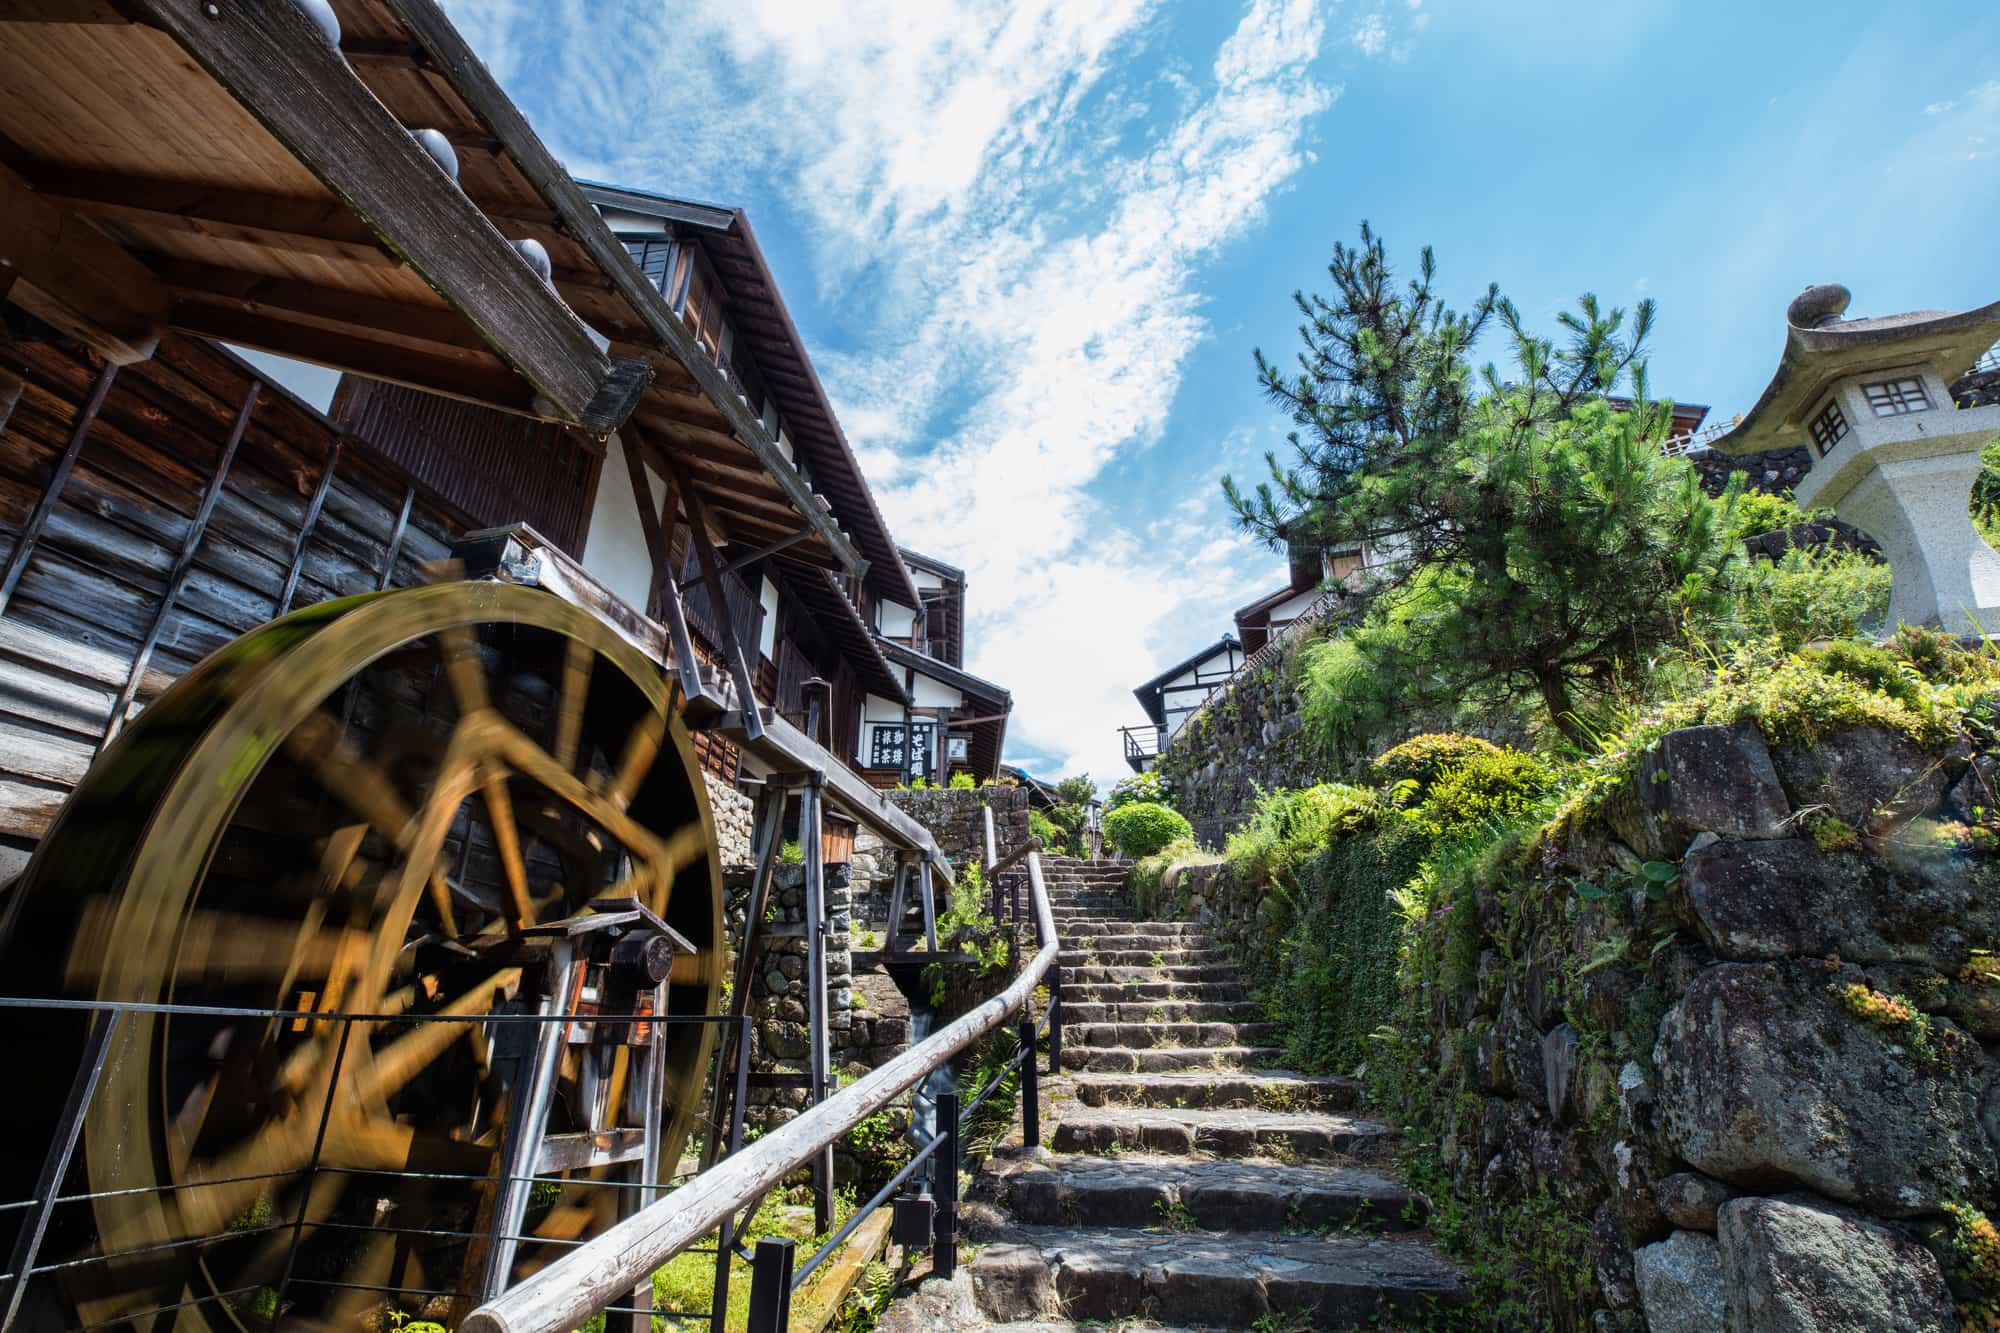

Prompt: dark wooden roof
xmin=578 ymin=181 xmax=920 ymax=611
xmin=773 ymin=558 xmax=908 ymax=704
xmin=1132 ymin=635 xmax=1241 ymax=726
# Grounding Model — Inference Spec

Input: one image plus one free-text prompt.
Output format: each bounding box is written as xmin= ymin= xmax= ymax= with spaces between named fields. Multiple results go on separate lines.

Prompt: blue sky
xmin=445 ymin=0 xmax=1999 ymax=783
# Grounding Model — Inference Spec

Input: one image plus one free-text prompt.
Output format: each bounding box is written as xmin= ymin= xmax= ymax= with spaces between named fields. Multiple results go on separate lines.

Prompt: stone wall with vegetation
xmin=853 ymin=787 xmax=1030 ymax=931
xmin=1136 ymin=631 xmax=2000 ymax=1329
xmin=1152 ymin=636 xmax=1323 ymax=846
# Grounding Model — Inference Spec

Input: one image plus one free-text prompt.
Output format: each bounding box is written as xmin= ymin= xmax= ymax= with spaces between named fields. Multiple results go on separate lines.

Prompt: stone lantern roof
xmin=1712 ymin=284 xmax=2000 ymax=458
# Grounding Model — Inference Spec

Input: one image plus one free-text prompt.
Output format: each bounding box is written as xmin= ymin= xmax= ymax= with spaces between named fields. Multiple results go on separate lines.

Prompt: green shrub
xmin=1407 ymin=748 xmax=1554 ymax=839
xmin=1225 ymin=783 xmax=1380 ymax=889
xmin=1101 ymin=801 xmax=1192 ymax=857
xmin=1370 ymin=732 xmax=1503 ymax=794
xmin=1106 ymin=769 xmax=1174 ymax=811
xmin=1055 ymin=775 xmax=1097 ymax=806
xmin=1728 ymin=489 xmax=1807 ymax=540
xmin=1028 ymin=809 xmax=1060 ymax=850
xmin=1804 ymin=639 xmax=1924 ymax=710
xmin=1728 ymin=545 xmax=1890 ymax=650
xmin=948 ymin=771 xmax=976 ymax=789
xmin=1131 ymin=835 xmax=1216 ymax=915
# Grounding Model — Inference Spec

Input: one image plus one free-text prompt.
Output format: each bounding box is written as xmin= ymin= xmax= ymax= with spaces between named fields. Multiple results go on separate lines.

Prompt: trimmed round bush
xmin=1370 ymin=732 xmax=1503 ymax=795
xmin=1101 ymin=801 xmax=1192 ymax=857
xmin=1409 ymin=748 xmax=1553 ymax=838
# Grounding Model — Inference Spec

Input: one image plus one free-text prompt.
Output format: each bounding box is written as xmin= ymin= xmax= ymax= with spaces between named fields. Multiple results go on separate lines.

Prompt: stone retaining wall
xmin=1152 ymin=642 xmax=1322 ymax=846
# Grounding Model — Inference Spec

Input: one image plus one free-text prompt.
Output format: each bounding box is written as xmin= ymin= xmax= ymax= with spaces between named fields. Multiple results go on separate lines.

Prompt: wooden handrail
xmin=463 ymin=842 xmax=1058 ymax=1333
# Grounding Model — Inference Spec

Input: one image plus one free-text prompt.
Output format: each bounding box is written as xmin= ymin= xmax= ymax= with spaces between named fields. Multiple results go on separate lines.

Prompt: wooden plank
xmin=128 ymin=0 xmax=645 ymax=431
xmin=279 ymin=433 xmax=342 ymax=613
xmin=0 ymin=776 xmax=67 ymax=842
xmin=374 ymin=485 xmax=416 ymax=590
xmin=0 ymin=0 xmax=131 ymax=19
xmin=0 ymin=162 xmax=165 ymax=365
xmin=0 ymin=360 xmax=116 ymax=617
xmin=103 ymin=380 xmax=259 ymax=743
xmin=155 ymin=259 xmax=493 ymax=352
xmin=672 ymin=462 xmax=761 ymax=740
xmin=373 ymin=0 xmax=866 ymax=575
xmin=0 ymin=367 xmax=21 ymax=435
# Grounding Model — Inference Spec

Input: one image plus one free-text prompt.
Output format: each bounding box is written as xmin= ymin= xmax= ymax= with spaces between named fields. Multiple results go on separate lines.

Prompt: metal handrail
xmin=464 ymin=845 xmax=1059 ymax=1333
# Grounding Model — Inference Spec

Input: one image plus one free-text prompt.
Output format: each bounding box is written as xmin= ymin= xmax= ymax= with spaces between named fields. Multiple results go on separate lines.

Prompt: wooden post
xmin=0 ymin=367 xmax=22 ymax=436
xmin=104 ymin=379 xmax=260 ymax=743
xmin=672 ymin=463 xmax=762 ymax=741
xmin=374 ymin=485 xmax=416 ymax=590
xmin=277 ymin=431 xmax=342 ymax=614
xmin=933 ymin=1090 xmax=960 ymax=1279
xmin=800 ymin=771 xmax=834 ymax=1236
xmin=0 ymin=359 xmax=116 ymax=618
xmin=917 ymin=858 xmax=938 ymax=953
xmin=1018 ymin=1017 xmax=1039 ymax=1148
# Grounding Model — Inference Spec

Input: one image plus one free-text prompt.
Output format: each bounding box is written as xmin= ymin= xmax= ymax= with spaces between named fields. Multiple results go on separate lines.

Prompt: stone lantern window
xmin=1710 ymin=283 xmax=2000 ymax=634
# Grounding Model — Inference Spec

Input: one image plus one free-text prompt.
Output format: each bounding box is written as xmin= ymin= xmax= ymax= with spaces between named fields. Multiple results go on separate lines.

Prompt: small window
xmin=1862 ymin=376 xmax=1932 ymax=417
xmin=1809 ymin=399 xmax=1849 ymax=457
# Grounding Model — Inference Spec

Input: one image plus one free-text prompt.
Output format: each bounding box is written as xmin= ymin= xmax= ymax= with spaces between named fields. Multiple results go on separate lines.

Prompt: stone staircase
xmin=947 ymin=859 xmax=1468 ymax=1329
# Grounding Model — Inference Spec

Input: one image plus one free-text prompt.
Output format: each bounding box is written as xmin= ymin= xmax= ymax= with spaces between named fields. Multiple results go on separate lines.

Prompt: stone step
xmin=1059 ymin=1044 xmax=1279 ymax=1075
xmin=995 ymin=1155 xmax=1424 ymax=1232
xmin=1071 ymin=1070 xmax=1363 ymax=1113
xmin=1056 ymin=940 xmax=1224 ymax=960
xmin=1063 ymin=964 xmax=1241 ymax=986
xmin=1059 ymin=980 xmax=1249 ymax=1004
xmin=968 ymin=1227 xmax=1465 ymax=1327
xmin=1057 ymin=922 xmax=1216 ymax=940
xmin=1049 ymin=1106 xmax=1392 ymax=1161
xmin=1060 ymin=999 xmax=1261 ymax=1025
xmin=1070 ymin=1020 xmax=1282 ymax=1050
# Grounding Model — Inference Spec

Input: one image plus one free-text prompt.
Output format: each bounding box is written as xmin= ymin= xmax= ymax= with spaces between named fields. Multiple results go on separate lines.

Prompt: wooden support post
xmin=0 ymin=360 xmax=116 ymax=618
xmin=933 ymin=1091 xmax=960 ymax=1279
xmin=917 ymin=857 xmax=938 ymax=954
xmin=0 ymin=367 xmax=21 ymax=437
xmin=705 ymin=781 xmax=785 ymax=1170
xmin=800 ymin=772 xmax=834 ymax=1236
xmin=672 ymin=463 xmax=762 ymax=741
xmin=277 ymin=432 xmax=342 ymax=614
xmin=374 ymin=486 xmax=415 ymax=590
xmin=617 ymin=432 xmax=708 ymax=711
xmin=104 ymin=379 xmax=260 ymax=743
xmin=884 ymin=855 xmax=910 ymax=954
xmin=1019 ymin=1017 xmax=1039 ymax=1149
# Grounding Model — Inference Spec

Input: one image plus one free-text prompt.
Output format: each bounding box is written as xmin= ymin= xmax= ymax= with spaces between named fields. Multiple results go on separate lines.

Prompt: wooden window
xmin=617 ymin=235 xmax=680 ymax=296
xmin=1862 ymin=376 xmax=1932 ymax=417
xmin=1809 ymin=399 xmax=1850 ymax=457
xmin=1327 ymin=550 xmax=1364 ymax=582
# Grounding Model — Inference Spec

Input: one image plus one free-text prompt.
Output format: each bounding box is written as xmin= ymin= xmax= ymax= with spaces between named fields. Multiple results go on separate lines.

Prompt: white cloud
xmin=453 ymin=0 xmax=1339 ymax=780
xmin=1352 ymin=14 xmax=1389 ymax=57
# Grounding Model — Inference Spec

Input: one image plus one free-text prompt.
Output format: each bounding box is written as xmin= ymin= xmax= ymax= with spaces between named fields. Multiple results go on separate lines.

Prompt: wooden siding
xmin=0 ymin=333 xmax=466 ymax=854
xmin=331 ymin=376 xmax=602 ymax=556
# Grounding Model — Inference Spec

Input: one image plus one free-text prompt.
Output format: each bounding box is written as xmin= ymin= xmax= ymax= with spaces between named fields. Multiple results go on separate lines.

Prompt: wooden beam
xmin=614 ymin=433 xmax=707 ymax=713
xmin=278 ymin=433 xmax=343 ymax=614
xmin=155 ymin=259 xmax=490 ymax=353
xmin=0 ymin=360 xmax=117 ymax=617
xmin=0 ymin=367 xmax=21 ymax=436
xmin=129 ymin=0 xmax=643 ymax=431
xmin=0 ymin=0 xmax=131 ymax=19
xmin=670 ymin=461 xmax=762 ymax=741
xmin=375 ymin=486 xmax=416 ymax=590
xmin=372 ymin=0 xmax=867 ymax=576
xmin=0 ymin=163 xmax=165 ymax=365
xmin=104 ymin=380 xmax=260 ymax=743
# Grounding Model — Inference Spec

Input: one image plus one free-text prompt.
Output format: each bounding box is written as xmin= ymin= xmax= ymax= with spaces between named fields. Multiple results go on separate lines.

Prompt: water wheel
xmin=1 ymin=581 xmax=725 ymax=1328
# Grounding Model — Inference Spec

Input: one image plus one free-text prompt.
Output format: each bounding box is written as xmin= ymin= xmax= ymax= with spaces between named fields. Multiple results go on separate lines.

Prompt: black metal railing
xmin=1119 ymin=723 xmax=1163 ymax=769
xmin=464 ymin=821 xmax=1060 ymax=1333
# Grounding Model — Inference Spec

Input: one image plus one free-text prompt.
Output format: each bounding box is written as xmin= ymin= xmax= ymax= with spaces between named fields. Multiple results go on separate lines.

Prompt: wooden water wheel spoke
xmin=554 ymin=636 xmax=593 ymax=773
xmin=9 ymin=584 xmax=722 ymax=1327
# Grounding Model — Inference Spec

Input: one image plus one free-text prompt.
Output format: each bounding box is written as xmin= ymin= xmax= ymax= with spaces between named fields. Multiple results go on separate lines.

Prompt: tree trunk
xmin=1537 ymin=666 xmax=1584 ymax=746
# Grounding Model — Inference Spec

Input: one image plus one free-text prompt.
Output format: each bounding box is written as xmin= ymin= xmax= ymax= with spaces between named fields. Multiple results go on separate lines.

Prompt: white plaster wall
xmin=581 ymin=442 xmax=667 ymax=610
xmin=1268 ymin=589 xmax=1322 ymax=622
xmin=862 ymin=692 xmax=907 ymax=723
xmin=227 ymin=346 xmax=339 ymax=414
xmin=758 ymin=576 xmax=780 ymax=659
xmin=910 ymin=673 xmax=964 ymax=710
xmin=878 ymin=599 xmax=917 ymax=638
xmin=598 ymin=207 xmax=669 ymax=236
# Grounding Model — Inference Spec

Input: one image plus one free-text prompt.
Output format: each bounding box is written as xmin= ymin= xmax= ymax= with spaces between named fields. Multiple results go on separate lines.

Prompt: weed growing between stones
xmin=1943 ymin=1202 xmax=2000 ymax=1329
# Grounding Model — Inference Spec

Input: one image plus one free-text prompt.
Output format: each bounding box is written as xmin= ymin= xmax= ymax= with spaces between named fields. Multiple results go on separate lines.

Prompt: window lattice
xmin=1809 ymin=399 xmax=1850 ymax=457
xmin=1863 ymin=376 xmax=1932 ymax=417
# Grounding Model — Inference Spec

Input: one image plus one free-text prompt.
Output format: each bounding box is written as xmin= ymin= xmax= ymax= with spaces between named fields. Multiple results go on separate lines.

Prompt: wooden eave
xmin=0 ymin=0 xmax=864 ymax=582
xmin=771 ymin=558 xmax=908 ymax=705
xmin=0 ymin=1 xmax=647 ymax=431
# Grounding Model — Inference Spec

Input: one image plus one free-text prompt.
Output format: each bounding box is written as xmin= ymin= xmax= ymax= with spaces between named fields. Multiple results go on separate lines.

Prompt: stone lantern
xmin=1711 ymin=284 xmax=2000 ymax=634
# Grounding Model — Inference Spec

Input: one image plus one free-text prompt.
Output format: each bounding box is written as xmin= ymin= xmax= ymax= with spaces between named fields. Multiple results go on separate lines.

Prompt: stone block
xmin=969 ymin=1244 xmax=1053 ymax=1321
xmin=1771 ymin=726 xmax=1948 ymax=834
xmin=1684 ymin=835 xmax=1978 ymax=969
xmin=1654 ymin=961 xmax=1994 ymax=1215
xmin=1717 ymin=1194 xmax=1954 ymax=1332
xmin=1656 ymin=1171 xmax=1732 ymax=1231
xmin=1633 ymin=1230 xmax=1726 ymax=1333
xmin=1638 ymin=722 xmax=1791 ymax=855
